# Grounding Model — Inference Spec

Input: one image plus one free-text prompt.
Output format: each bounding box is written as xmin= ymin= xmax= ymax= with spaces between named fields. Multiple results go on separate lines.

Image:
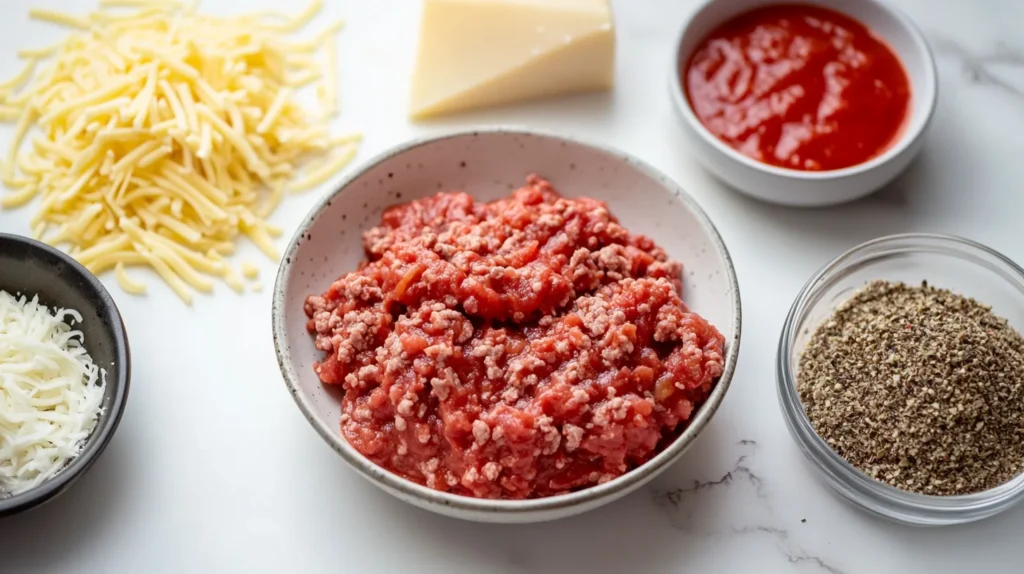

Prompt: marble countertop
xmin=1 ymin=0 xmax=1023 ymax=572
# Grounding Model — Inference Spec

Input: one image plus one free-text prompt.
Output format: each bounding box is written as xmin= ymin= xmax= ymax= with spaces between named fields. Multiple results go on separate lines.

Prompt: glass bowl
xmin=776 ymin=233 xmax=1024 ymax=526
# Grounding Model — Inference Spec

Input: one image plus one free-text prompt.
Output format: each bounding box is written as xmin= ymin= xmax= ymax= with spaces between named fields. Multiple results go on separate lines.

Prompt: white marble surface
xmin=1 ymin=0 xmax=1023 ymax=572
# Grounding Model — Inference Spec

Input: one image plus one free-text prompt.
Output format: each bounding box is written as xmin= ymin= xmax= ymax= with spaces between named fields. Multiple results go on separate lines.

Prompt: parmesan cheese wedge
xmin=410 ymin=0 xmax=615 ymax=119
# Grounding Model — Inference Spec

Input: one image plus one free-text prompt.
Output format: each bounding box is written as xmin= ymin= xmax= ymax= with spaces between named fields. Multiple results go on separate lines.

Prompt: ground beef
xmin=305 ymin=175 xmax=725 ymax=499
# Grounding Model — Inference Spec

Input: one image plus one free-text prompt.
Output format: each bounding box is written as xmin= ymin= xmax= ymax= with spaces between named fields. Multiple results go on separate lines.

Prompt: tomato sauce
xmin=684 ymin=4 xmax=911 ymax=171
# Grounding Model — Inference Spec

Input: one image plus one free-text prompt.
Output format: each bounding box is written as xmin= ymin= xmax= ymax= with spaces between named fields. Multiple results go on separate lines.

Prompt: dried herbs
xmin=798 ymin=280 xmax=1024 ymax=496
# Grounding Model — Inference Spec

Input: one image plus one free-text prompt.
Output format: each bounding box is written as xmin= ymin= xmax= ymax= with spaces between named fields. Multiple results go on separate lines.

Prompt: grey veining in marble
xmin=930 ymin=35 xmax=1024 ymax=99
xmin=651 ymin=441 xmax=845 ymax=574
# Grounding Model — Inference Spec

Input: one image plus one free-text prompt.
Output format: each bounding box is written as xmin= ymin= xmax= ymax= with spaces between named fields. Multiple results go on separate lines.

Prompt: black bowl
xmin=0 ymin=233 xmax=130 ymax=517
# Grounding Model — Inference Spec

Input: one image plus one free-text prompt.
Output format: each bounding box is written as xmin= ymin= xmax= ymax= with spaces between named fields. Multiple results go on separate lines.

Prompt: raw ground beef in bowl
xmin=303 ymin=175 xmax=726 ymax=500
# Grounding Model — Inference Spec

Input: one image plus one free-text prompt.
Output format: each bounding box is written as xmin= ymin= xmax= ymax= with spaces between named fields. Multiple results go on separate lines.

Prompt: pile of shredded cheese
xmin=0 ymin=291 xmax=105 ymax=496
xmin=0 ymin=0 xmax=360 ymax=304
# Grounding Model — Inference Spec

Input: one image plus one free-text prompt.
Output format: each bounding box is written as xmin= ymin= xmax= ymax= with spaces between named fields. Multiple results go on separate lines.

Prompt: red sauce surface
xmin=684 ymin=4 xmax=911 ymax=171
xmin=305 ymin=176 xmax=726 ymax=499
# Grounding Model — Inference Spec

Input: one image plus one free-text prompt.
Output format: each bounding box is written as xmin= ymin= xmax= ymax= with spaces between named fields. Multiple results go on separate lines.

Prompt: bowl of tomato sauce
xmin=671 ymin=0 xmax=937 ymax=206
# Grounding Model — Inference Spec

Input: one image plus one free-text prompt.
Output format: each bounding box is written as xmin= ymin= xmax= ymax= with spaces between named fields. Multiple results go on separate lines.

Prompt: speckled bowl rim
xmin=272 ymin=127 xmax=742 ymax=516
xmin=669 ymin=0 xmax=939 ymax=180
xmin=0 ymin=233 xmax=131 ymax=517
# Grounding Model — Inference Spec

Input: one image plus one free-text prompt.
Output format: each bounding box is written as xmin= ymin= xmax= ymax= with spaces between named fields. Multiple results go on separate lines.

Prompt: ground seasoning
xmin=797 ymin=280 xmax=1024 ymax=496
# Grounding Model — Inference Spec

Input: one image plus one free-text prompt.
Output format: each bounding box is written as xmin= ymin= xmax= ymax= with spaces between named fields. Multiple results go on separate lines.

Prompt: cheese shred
xmin=0 ymin=0 xmax=360 ymax=304
xmin=0 ymin=291 xmax=105 ymax=496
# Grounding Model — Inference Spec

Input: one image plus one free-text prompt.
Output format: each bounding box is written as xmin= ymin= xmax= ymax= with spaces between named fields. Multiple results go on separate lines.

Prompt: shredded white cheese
xmin=0 ymin=290 xmax=105 ymax=496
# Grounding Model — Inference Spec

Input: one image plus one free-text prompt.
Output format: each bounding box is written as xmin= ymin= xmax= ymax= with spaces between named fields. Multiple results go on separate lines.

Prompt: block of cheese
xmin=410 ymin=0 xmax=615 ymax=119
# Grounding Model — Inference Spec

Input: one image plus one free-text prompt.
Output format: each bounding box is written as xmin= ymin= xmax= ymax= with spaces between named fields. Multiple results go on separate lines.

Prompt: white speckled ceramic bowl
xmin=670 ymin=0 xmax=938 ymax=207
xmin=272 ymin=128 xmax=741 ymax=523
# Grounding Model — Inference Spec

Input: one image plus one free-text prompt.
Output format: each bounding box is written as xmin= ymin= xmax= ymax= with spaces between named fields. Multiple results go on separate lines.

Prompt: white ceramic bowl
xmin=272 ymin=128 xmax=742 ymax=523
xmin=670 ymin=0 xmax=938 ymax=207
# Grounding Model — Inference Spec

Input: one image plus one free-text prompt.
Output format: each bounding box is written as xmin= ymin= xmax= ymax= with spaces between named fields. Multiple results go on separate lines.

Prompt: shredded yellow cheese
xmin=0 ymin=0 xmax=360 ymax=304
xmin=241 ymin=261 xmax=260 ymax=280
xmin=115 ymin=262 xmax=147 ymax=294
